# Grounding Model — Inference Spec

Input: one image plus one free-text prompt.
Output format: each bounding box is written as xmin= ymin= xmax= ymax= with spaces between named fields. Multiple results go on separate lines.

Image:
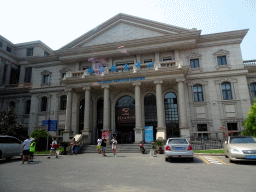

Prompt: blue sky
xmin=1 ymin=0 xmax=255 ymax=60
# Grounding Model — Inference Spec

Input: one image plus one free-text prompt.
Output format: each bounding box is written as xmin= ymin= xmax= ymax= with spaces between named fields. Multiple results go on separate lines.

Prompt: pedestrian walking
xmin=111 ymin=136 xmax=117 ymax=157
xmin=29 ymin=138 xmax=36 ymax=162
xmin=97 ymin=137 xmax=102 ymax=154
xmin=22 ymin=136 xmax=31 ymax=164
xmin=70 ymin=138 xmax=77 ymax=155
xmin=47 ymin=137 xmax=58 ymax=159
xmin=101 ymin=136 xmax=107 ymax=157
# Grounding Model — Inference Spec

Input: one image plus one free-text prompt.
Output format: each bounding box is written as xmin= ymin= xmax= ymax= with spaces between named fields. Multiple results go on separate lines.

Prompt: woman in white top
xmin=111 ymin=136 xmax=117 ymax=157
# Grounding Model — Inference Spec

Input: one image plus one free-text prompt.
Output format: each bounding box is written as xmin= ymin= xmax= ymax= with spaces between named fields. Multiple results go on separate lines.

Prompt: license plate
xmin=246 ymin=155 xmax=256 ymax=159
xmin=175 ymin=147 xmax=183 ymax=150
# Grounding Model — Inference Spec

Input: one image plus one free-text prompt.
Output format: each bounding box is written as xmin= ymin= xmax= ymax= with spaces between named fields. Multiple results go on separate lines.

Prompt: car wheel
xmin=0 ymin=151 xmax=2 ymax=159
xmin=165 ymin=157 xmax=169 ymax=162
xmin=225 ymin=154 xmax=228 ymax=158
xmin=190 ymin=158 xmax=194 ymax=162
xmin=229 ymin=159 xmax=234 ymax=163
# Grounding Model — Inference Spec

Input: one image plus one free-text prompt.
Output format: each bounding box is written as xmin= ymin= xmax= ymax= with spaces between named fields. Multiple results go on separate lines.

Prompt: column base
xmin=156 ymin=127 xmax=166 ymax=140
xmin=133 ymin=128 xmax=143 ymax=143
xmin=62 ymin=131 xmax=73 ymax=142
xmin=81 ymin=130 xmax=92 ymax=144
xmin=179 ymin=127 xmax=190 ymax=141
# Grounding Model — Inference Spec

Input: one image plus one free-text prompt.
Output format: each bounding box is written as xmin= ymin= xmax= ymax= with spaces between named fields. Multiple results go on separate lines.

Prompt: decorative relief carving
xmin=213 ymin=49 xmax=229 ymax=56
xmin=187 ymin=79 xmax=208 ymax=87
xmin=214 ymin=77 xmax=237 ymax=84
xmin=41 ymin=70 xmax=52 ymax=75
xmin=186 ymin=52 xmax=202 ymax=59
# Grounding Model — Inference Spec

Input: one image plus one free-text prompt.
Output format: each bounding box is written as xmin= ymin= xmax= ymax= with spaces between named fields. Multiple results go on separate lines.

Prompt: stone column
xmin=154 ymin=52 xmax=160 ymax=70
xmin=82 ymin=86 xmax=92 ymax=144
xmin=18 ymin=65 xmax=25 ymax=87
xmin=133 ymin=82 xmax=143 ymax=143
xmin=5 ymin=64 xmax=12 ymax=85
xmin=176 ymin=78 xmax=189 ymax=139
xmin=63 ymin=88 xmax=73 ymax=142
xmin=174 ymin=50 xmax=183 ymax=67
xmin=28 ymin=95 xmax=39 ymax=135
xmin=102 ymin=84 xmax=110 ymax=130
xmin=0 ymin=58 xmax=4 ymax=85
xmin=154 ymin=80 xmax=166 ymax=139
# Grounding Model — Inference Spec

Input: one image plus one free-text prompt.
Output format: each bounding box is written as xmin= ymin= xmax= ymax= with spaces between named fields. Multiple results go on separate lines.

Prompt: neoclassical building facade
xmin=0 ymin=13 xmax=255 ymax=144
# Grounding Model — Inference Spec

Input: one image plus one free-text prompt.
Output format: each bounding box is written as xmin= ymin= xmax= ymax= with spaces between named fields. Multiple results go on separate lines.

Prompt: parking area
xmin=0 ymin=153 xmax=256 ymax=192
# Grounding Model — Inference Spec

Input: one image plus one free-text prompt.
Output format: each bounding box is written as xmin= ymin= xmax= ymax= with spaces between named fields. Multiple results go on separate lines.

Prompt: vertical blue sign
xmin=145 ymin=126 xmax=153 ymax=143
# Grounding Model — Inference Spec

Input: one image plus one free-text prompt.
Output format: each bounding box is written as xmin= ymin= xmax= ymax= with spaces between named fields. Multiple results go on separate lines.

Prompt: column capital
xmin=153 ymin=80 xmax=163 ymax=84
xmin=82 ymin=86 xmax=91 ymax=90
xmin=101 ymin=84 xmax=110 ymax=89
xmin=64 ymin=88 xmax=73 ymax=92
xmin=176 ymin=78 xmax=185 ymax=83
xmin=132 ymin=82 xmax=141 ymax=86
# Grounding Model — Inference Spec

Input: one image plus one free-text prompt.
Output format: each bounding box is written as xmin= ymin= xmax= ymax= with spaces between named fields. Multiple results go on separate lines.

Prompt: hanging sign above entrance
xmin=116 ymin=106 xmax=135 ymax=124
xmin=98 ymin=77 xmax=145 ymax=84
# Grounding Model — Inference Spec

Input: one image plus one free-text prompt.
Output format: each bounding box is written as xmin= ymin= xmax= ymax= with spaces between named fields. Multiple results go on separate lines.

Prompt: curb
xmin=34 ymin=153 xmax=226 ymax=156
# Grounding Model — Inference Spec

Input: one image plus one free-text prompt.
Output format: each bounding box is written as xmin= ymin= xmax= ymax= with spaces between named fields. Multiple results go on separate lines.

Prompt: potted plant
xmin=60 ymin=141 xmax=69 ymax=155
xmin=155 ymin=139 xmax=166 ymax=154
xmin=150 ymin=142 xmax=157 ymax=156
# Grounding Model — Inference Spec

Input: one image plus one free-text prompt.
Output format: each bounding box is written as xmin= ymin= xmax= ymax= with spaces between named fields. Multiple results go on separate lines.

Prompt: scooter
xmin=140 ymin=142 xmax=146 ymax=154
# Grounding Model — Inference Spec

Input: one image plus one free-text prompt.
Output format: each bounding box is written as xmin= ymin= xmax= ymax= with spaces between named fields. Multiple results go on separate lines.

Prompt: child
xmin=97 ymin=137 xmax=102 ymax=154
xmin=111 ymin=136 xmax=117 ymax=157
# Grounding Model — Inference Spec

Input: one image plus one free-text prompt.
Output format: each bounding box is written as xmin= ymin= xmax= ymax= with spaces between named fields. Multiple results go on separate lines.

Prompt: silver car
xmin=164 ymin=138 xmax=194 ymax=162
xmin=224 ymin=136 xmax=256 ymax=162
xmin=0 ymin=135 xmax=23 ymax=160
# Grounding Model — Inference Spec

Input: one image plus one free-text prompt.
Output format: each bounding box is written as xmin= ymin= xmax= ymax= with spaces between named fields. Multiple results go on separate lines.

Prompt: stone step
xmin=81 ymin=144 xmax=153 ymax=153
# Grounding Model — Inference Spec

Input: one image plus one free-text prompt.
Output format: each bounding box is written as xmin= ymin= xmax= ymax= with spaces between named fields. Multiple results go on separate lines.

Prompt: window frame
xmin=221 ymin=82 xmax=233 ymax=100
xmin=217 ymin=55 xmax=227 ymax=66
xmin=41 ymin=97 xmax=47 ymax=111
xmin=250 ymin=82 xmax=256 ymax=101
xmin=190 ymin=58 xmax=200 ymax=68
xmin=25 ymin=100 xmax=31 ymax=114
xmin=60 ymin=95 xmax=67 ymax=110
xmin=24 ymin=67 xmax=32 ymax=83
xmin=27 ymin=48 xmax=34 ymax=57
xmin=6 ymin=46 xmax=12 ymax=53
xmin=193 ymin=84 xmax=204 ymax=102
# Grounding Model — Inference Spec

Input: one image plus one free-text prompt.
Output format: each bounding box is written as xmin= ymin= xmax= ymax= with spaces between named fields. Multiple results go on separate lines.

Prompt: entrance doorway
xmin=97 ymin=97 xmax=103 ymax=138
xmin=164 ymin=92 xmax=180 ymax=138
xmin=144 ymin=93 xmax=157 ymax=140
xmin=79 ymin=99 xmax=84 ymax=134
xmin=115 ymin=96 xmax=135 ymax=144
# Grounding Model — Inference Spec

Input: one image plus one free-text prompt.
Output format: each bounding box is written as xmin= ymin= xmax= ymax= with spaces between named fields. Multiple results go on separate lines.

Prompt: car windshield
xmin=168 ymin=139 xmax=188 ymax=144
xmin=230 ymin=137 xmax=256 ymax=144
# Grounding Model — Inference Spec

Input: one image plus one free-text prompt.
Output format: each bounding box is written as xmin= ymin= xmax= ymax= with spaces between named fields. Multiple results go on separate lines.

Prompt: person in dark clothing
xmin=101 ymin=136 xmax=107 ymax=157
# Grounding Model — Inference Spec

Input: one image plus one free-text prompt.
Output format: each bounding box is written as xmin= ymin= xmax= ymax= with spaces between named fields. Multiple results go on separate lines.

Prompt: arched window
xmin=25 ymin=100 xmax=31 ymax=114
xmin=41 ymin=97 xmax=47 ymax=111
xmin=60 ymin=95 xmax=67 ymax=110
xmin=9 ymin=101 xmax=15 ymax=109
xmin=221 ymin=82 xmax=232 ymax=100
xmin=250 ymin=83 xmax=256 ymax=100
xmin=193 ymin=84 xmax=204 ymax=102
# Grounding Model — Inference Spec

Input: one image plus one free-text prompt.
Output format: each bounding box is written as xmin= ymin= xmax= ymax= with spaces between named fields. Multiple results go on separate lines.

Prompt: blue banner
xmin=145 ymin=126 xmax=153 ymax=143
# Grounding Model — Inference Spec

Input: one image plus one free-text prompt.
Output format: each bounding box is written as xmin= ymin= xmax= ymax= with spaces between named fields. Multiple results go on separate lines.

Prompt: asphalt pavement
xmin=0 ymin=153 xmax=256 ymax=192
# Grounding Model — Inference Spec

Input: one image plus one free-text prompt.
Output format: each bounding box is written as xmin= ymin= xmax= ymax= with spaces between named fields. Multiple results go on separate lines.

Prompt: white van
xmin=0 ymin=135 xmax=23 ymax=160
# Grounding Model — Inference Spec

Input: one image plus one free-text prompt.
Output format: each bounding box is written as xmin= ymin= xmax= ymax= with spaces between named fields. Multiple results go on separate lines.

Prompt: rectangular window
xmin=44 ymin=51 xmax=49 ymax=56
xmin=3 ymin=64 xmax=7 ymax=84
xmin=217 ymin=56 xmax=227 ymax=65
xmin=27 ymin=48 xmax=34 ymax=56
xmin=6 ymin=46 xmax=12 ymax=53
xmin=144 ymin=59 xmax=153 ymax=64
xmin=25 ymin=100 xmax=31 ymax=114
xmin=24 ymin=67 xmax=32 ymax=83
xmin=163 ymin=57 xmax=172 ymax=62
xmin=227 ymin=123 xmax=239 ymax=136
xmin=197 ymin=124 xmax=208 ymax=140
xmin=43 ymin=75 xmax=49 ymax=84
xmin=62 ymin=73 xmax=66 ymax=78
xmin=190 ymin=59 xmax=199 ymax=68
xmin=82 ymin=66 xmax=89 ymax=70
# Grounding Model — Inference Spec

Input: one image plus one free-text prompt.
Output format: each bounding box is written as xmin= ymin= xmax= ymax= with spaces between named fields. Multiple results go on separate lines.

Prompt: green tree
xmin=242 ymin=99 xmax=256 ymax=137
xmin=30 ymin=129 xmax=52 ymax=151
xmin=0 ymin=108 xmax=27 ymax=140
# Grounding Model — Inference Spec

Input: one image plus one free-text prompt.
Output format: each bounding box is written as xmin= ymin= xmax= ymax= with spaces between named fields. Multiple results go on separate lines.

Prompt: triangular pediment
xmin=60 ymin=13 xmax=194 ymax=50
xmin=213 ymin=49 xmax=229 ymax=56
xmin=81 ymin=22 xmax=165 ymax=47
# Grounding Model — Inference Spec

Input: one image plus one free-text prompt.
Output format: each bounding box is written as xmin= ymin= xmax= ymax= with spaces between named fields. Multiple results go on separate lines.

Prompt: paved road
xmin=0 ymin=153 xmax=256 ymax=192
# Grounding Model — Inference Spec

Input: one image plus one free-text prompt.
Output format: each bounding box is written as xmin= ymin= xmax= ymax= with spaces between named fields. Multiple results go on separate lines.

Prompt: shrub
xmin=30 ymin=129 xmax=52 ymax=151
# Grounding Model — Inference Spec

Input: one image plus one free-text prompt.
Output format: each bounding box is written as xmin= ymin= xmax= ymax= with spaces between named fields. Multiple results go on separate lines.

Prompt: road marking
xmin=201 ymin=155 xmax=223 ymax=165
xmin=211 ymin=156 xmax=227 ymax=165
xmin=199 ymin=155 xmax=210 ymax=164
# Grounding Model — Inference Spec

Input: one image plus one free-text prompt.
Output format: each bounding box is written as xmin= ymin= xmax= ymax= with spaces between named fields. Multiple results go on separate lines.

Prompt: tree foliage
xmin=242 ymin=99 xmax=256 ymax=137
xmin=30 ymin=129 xmax=52 ymax=151
xmin=0 ymin=108 xmax=27 ymax=140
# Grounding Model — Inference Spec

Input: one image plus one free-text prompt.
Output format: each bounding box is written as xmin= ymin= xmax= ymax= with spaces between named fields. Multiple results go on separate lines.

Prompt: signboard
xmin=116 ymin=106 xmax=135 ymax=124
xmin=42 ymin=119 xmax=58 ymax=131
xmin=145 ymin=126 xmax=153 ymax=143
xmin=98 ymin=77 xmax=145 ymax=84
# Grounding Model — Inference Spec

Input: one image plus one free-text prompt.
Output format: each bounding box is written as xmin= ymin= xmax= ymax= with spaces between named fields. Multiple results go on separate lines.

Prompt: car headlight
xmin=230 ymin=148 xmax=243 ymax=154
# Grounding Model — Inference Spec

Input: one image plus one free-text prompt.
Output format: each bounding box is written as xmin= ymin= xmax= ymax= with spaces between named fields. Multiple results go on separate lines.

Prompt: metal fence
xmin=190 ymin=139 xmax=225 ymax=150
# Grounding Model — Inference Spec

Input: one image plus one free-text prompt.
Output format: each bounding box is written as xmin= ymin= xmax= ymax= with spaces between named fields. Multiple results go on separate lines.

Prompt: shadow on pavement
xmin=231 ymin=161 xmax=256 ymax=165
xmin=166 ymin=157 xmax=205 ymax=164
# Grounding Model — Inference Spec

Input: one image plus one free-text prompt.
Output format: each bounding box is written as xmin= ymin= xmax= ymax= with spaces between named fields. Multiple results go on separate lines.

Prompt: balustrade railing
xmin=65 ymin=61 xmax=180 ymax=79
xmin=243 ymin=60 xmax=256 ymax=66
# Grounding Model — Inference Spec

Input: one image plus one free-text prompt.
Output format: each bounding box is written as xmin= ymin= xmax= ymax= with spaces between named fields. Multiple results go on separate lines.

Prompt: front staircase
xmin=80 ymin=143 xmax=152 ymax=153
